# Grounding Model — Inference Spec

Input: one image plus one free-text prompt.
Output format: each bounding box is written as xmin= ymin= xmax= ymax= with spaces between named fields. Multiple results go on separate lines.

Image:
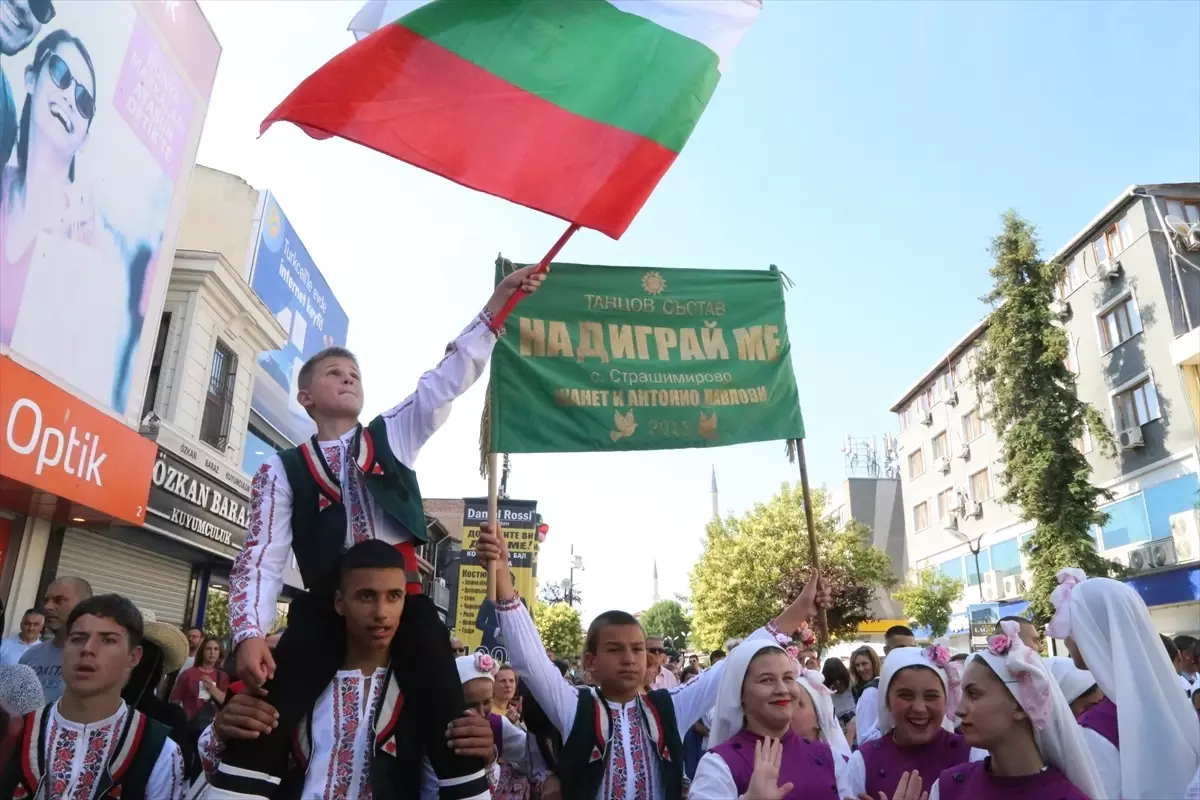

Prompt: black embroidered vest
xmin=556 ymin=687 xmax=685 ymax=800
xmin=0 ymin=704 xmax=169 ymax=800
xmin=277 ymin=415 xmax=426 ymax=593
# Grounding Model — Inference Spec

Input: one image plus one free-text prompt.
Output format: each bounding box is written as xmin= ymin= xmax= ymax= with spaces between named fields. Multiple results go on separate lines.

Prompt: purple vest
xmin=711 ymin=729 xmax=839 ymax=800
xmin=937 ymin=760 xmax=1089 ymax=800
xmin=1078 ymin=696 xmax=1119 ymax=749
xmin=860 ymin=728 xmax=970 ymax=797
xmin=488 ymin=713 xmax=504 ymax=758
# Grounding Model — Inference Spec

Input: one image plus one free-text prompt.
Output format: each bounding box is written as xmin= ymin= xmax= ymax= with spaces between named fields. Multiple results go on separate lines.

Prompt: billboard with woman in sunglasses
xmin=0 ymin=0 xmax=218 ymax=416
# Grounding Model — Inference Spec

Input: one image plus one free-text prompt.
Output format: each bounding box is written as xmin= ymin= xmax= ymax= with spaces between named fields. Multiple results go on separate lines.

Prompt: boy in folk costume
xmin=475 ymin=522 xmax=832 ymax=800
xmin=208 ymin=266 xmax=546 ymax=798
xmin=1 ymin=594 xmax=186 ymax=800
xmin=198 ymin=540 xmax=499 ymax=799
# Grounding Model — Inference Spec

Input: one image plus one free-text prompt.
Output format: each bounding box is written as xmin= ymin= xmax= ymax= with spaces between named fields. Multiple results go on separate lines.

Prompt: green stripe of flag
xmin=398 ymin=0 xmax=720 ymax=153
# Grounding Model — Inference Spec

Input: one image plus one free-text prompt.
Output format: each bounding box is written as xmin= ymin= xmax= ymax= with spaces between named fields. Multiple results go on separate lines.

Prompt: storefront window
xmin=940 ymin=556 xmax=964 ymax=582
xmin=1143 ymin=474 xmax=1200 ymax=541
xmin=1098 ymin=495 xmax=1152 ymax=551
xmin=966 ymin=549 xmax=992 ymax=586
xmin=990 ymin=538 xmax=1022 ymax=578
xmin=242 ymin=427 xmax=281 ymax=475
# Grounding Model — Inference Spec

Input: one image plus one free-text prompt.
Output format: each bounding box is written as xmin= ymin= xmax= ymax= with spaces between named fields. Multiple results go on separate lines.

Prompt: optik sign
xmin=246 ymin=192 xmax=350 ymax=445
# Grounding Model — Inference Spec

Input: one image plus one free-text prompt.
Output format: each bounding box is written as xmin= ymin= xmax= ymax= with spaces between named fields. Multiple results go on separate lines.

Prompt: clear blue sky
xmin=195 ymin=0 xmax=1199 ymax=623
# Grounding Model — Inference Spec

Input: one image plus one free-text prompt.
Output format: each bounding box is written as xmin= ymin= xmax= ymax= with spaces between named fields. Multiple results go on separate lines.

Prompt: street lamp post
xmin=950 ymin=529 xmax=987 ymax=602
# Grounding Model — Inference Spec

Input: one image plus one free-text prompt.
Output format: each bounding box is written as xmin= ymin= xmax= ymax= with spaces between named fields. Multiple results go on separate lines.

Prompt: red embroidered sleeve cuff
xmin=233 ymin=627 xmax=264 ymax=648
xmin=495 ymin=594 xmax=523 ymax=612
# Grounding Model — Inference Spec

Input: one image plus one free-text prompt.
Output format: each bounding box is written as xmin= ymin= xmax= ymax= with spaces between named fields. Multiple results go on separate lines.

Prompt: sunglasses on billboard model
xmin=31 ymin=0 xmax=56 ymax=25
xmin=46 ymin=52 xmax=95 ymax=121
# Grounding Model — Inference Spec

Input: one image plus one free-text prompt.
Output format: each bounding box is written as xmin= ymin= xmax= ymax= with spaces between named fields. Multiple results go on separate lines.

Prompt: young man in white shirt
xmin=1 ymin=594 xmax=185 ymax=798
xmin=0 ymin=609 xmax=44 ymax=665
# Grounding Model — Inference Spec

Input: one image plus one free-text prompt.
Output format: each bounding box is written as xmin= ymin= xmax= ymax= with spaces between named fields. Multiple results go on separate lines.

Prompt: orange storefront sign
xmin=0 ymin=358 xmax=155 ymax=525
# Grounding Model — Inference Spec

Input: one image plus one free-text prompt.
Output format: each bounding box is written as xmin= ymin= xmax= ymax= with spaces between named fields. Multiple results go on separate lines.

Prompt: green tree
xmin=640 ymin=600 xmax=692 ymax=649
xmin=202 ymin=587 xmax=286 ymax=645
xmin=534 ymin=600 xmax=584 ymax=657
xmin=974 ymin=211 xmax=1119 ymax=624
xmin=689 ymin=483 xmax=897 ymax=650
xmin=893 ymin=569 xmax=964 ymax=638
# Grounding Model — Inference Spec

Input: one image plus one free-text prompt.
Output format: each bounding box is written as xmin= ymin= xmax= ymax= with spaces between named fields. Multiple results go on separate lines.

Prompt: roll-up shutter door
xmin=58 ymin=529 xmax=192 ymax=627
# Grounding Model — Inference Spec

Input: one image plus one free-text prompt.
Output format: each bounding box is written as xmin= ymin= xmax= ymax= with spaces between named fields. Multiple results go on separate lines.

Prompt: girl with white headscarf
xmin=1044 ymin=656 xmax=1104 ymax=719
xmin=786 ymin=650 xmax=852 ymax=763
xmin=926 ymin=620 xmax=1103 ymax=800
xmin=689 ymin=639 xmax=841 ymax=800
xmin=1047 ymin=568 xmax=1200 ymax=800
xmin=840 ymin=643 xmax=986 ymax=799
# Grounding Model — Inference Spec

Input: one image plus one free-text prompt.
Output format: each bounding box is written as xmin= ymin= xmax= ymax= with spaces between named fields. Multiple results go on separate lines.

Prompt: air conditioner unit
xmin=944 ymin=516 xmax=959 ymax=533
xmin=1001 ymin=574 xmax=1024 ymax=600
xmin=1096 ymin=259 xmax=1123 ymax=281
xmin=970 ymin=501 xmax=984 ymax=518
xmin=1049 ymin=299 xmax=1071 ymax=320
xmin=1169 ymin=510 xmax=1200 ymax=562
xmin=1126 ymin=539 xmax=1177 ymax=572
xmin=981 ymin=570 xmax=999 ymax=601
xmin=921 ymin=412 xmax=934 ymax=426
xmin=939 ymin=457 xmax=952 ymax=474
xmin=959 ymin=444 xmax=971 ymax=461
xmin=1118 ymin=427 xmax=1144 ymax=449
xmin=947 ymin=391 xmax=959 ymax=407
xmin=1165 ymin=215 xmax=1200 ymax=252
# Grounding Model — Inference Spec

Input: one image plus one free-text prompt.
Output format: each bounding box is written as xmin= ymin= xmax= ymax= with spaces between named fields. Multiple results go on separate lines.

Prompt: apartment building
xmin=890 ymin=184 xmax=1200 ymax=644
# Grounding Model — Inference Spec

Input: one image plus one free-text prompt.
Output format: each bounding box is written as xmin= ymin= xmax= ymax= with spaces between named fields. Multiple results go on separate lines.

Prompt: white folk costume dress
xmin=1047 ymin=569 xmax=1200 ymax=800
xmin=228 ymin=313 xmax=496 ymax=644
xmin=497 ymin=596 xmax=758 ymax=800
xmin=925 ymin=621 xmax=1103 ymax=800
xmin=197 ymin=666 xmax=447 ymax=800
xmin=839 ymin=646 xmax=987 ymax=799
xmin=11 ymin=700 xmax=185 ymax=800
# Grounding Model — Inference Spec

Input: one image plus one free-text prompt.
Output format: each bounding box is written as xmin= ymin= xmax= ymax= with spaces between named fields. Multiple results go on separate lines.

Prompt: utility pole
xmin=568 ymin=545 xmax=583 ymax=606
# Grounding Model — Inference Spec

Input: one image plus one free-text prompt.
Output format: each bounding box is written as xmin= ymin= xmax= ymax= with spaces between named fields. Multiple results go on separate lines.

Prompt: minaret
xmin=710 ymin=466 xmax=719 ymax=521
xmin=652 ymin=560 xmax=660 ymax=604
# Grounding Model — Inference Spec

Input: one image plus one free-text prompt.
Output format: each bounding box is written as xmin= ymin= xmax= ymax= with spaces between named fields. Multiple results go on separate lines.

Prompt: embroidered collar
xmin=293 ymin=667 xmax=402 ymax=769
xmin=20 ymin=702 xmax=144 ymax=798
xmin=299 ymin=425 xmax=383 ymax=509
xmin=586 ymin=689 xmax=671 ymax=766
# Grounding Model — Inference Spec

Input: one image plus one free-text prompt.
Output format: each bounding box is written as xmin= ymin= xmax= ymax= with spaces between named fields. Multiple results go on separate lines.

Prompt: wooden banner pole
xmin=796 ymin=438 xmax=829 ymax=648
xmin=486 ymin=452 xmax=501 ymax=603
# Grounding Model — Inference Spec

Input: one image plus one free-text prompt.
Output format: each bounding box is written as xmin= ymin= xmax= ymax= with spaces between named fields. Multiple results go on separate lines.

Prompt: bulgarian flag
xmin=260 ymin=0 xmax=761 ymax=239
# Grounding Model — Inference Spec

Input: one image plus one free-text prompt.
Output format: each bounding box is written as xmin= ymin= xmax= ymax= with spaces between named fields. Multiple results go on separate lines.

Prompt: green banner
xmin=489 ymin=262 xmax=804 ymax=453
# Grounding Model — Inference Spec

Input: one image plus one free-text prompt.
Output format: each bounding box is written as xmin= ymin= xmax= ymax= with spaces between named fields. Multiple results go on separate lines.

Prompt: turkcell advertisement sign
xmin=247 ymin=191 xmax=350 ymax=446
xmin=0 ymin=0 xmax=219 ymax=417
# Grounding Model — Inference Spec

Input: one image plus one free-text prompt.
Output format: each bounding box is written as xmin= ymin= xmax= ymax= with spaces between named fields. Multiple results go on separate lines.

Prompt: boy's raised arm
xmin=382 ymin=266 xmax=548 ymax=466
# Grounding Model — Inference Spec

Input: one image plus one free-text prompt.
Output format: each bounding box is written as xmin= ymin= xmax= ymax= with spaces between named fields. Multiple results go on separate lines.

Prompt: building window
xmin=1097 ymin=294 xmax=1143 ymax=352
xmin=899 ymin=407 xmax=910 ymax=430
xmin=1112 ymin=376 xmax=1161 ymax=431
xmin=936 ymin=487 xmax=956 ymax=521
xmin=931 ymin=431 xmax=949 ymax=461
xmin=962 ymin=407 xmax=985 ymax=442
xmin=908 ymin=449 xmax=925 ymax=478
xmin=1165 ymin=199 xmax=1200 ymax=225
xmin=966 ymin=548 xmax=992 ymax=586
xmin=1074 ymin=423 xmax=1093 ymax=454
xmin=924 ymin=382 xmax=940 ymax=409
xmin=913 ymin=501 xmax=930 ymax=532
xmin=141 ymin=312 xmax=172 ymax=420
xmin=990 ymin=538 xmax=1022 ymax=579
xmin=200 ymin=339 xmax=239 ymax=451
xmin=1096 ymin=494 xmax=1152 ymax=550
xmin=1064 ymin=334 xmax=1078 ymax=374
xmin=969 ymin=468 xmax=992 ymax=503
xmin=940 ymin=556 xmax=964 ymax=582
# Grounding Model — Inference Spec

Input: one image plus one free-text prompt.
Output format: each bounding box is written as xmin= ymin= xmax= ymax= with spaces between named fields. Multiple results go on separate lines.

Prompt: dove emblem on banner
xmin=610 ymin=409 xmax=638 ymax=442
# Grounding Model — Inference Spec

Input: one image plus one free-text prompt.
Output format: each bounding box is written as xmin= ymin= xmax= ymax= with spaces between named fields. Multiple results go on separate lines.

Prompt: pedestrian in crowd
xmin=822 ymin=656 xmax=856 ymax=727
xmin=476 ymin=519 xmax=830 ymax=799
xmin=1045 ymin=656 xmax=1105 ymax=719
xmin=839 ymin=642 xmax=987 ymax=798
xmin=847 ymin=644 xmax=881 ymax=739
xmin=689 ymin=639 xmax=839 ymax=798
xmin=198 ymin=539 xmax=496 ymax=799
xmin=182 ymin=626 xmax=204 ymax=672
xmin=172 ymin=635 xmax=229 ymax=720
xmin=1 ymin=594 xmax=186 ymax=798
xmin=709 ymin=648 xmax=726 ymax=666
xmin=452 ymin=633 xmax=469 ymax=656
xmin=1176 ymin=635 xmax=1198 ymax=696
xmin=19 ymin=575 xmax=91 ymax=702
xmin=212 ymin=266 xmax=544 ymax=799
xmin=680 ymin=664 xmax=699 ymax=683
xmin=453 ymin=652 xmax=531 ymax=799
xmin=1048 ymin=567 xmax=1200 ymax=799
xmin=995 ymin=615 xmax=1043 ymax=652
xmin=884 ymin=625 xmax=918 ymax=654
xmin=790 ymin=655 xmax=851 ymax=762
xmin=646 ymin=635 xmax=679 ymax=690
xmin=0 ymin=607 xmax=43 ymax=665
xmin=938 ymin=620 xmax=1102 ymax=800
xmin=494 ymin=662 xmax=519 ymax=718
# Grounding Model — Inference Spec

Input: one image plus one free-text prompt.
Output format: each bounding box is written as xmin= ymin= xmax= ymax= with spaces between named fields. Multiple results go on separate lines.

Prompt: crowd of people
xmin=0 ymin=265 xmax=1199 ymax=798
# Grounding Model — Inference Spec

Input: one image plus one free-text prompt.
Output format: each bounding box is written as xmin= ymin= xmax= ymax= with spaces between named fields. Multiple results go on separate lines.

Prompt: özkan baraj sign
xmin=247 ymin=191 xmax=351 ymax=446
xmin=488 ymin=263 xmax=805 ymax=453
xmin=148 ymin=449 xmax=247 ymax=558
xmin=0 ymin=1 xmax=219 ymax=415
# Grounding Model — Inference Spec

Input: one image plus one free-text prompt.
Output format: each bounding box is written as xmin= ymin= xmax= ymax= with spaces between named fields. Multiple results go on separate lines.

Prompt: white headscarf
xmin=1048 ymin=569 xmax=1200 ymax=800
xmin=709 ymin=639 xmax=787 ymax=748
xmin=875 ymin=644 xmax=957 ymax=736
xmin=456 ymin=652 xmax=499 ymax=686
xmin=792 ymin=661 xmax=851 ymax=760
xmin=969 ymin=621 xmax=1104 ymax=799
xmin=1045 ymin=656 xmax=1096 ymax=705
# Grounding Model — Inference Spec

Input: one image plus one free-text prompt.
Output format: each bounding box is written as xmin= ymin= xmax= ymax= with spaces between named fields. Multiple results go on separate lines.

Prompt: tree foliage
xmin=203 ymin=588 xmax=286 ymax=645
xmin=640 ymin=600 xmax=692 ymax=649
xmin=974 ymin=211 xmax=1119 ymax=624
xmin=689 ymin=483 xmax=897 ymax=650
xmin=534 ymin=600 xmax=584 ymax=657
xmin=893 ymin=569 xmax=964 ymax=638
xmin=539 ymin=581 xmax=582 ymax=607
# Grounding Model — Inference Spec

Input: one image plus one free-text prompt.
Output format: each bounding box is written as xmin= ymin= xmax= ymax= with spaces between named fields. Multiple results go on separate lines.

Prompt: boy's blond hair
xmin=297 ymin=346 xmax=358 ymax=391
